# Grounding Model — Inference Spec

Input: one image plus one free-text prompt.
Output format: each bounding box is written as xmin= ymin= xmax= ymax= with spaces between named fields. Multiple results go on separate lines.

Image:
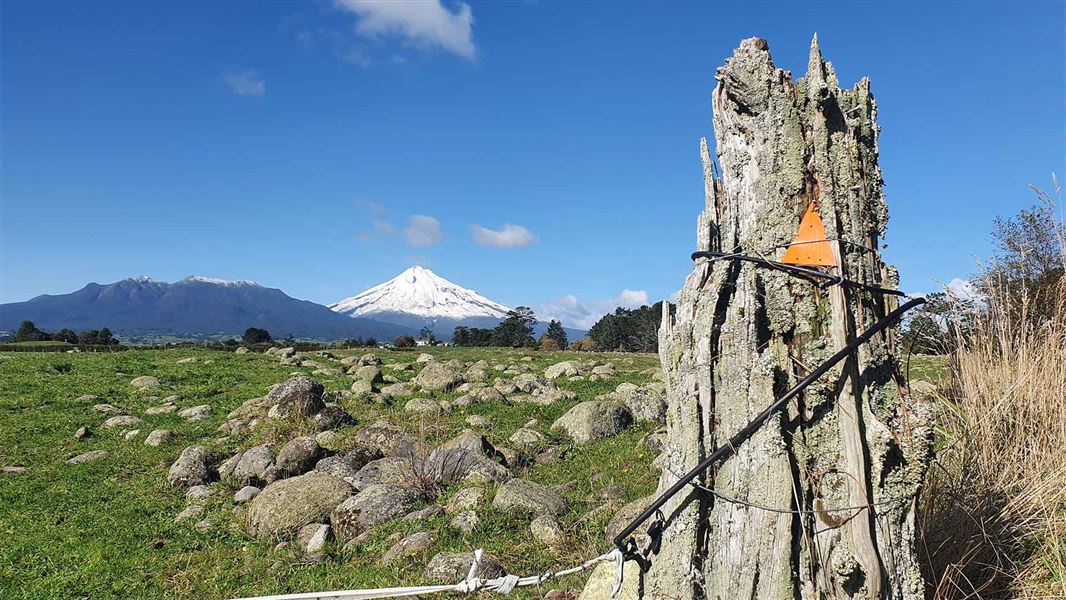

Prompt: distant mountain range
xmin=0 ymin=268 xmax=587 ymax=343
xmin=0 ymin=276 xmax=409 ymax=342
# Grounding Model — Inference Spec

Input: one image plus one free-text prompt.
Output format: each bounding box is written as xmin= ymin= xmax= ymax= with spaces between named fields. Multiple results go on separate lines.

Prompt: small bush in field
xmin=538 ymin=336 xmax=561 ymax=351
xmin=569 ymin=338 xmax=597 ymax=352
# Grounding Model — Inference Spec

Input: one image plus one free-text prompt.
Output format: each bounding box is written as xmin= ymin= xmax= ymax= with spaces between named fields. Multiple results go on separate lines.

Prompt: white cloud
xmin=374 ymin=220 xmax=397 ymax=235
xmin=358 ymin=200 xmax=386 ymax=214
xmin=334 ymin=0 xmax=476 ymax=60
xmin=222 ymin=69 xmax=265 ymax=96
xmin=470 ymin=223 xmax=537 ymax=248
xmin=535 ymin=289 xmax=653 ymax=330
xmin=404 ymin=215 xmax=444 ymax=247
xmin=945 ymin=277 xmax=978 ymax=302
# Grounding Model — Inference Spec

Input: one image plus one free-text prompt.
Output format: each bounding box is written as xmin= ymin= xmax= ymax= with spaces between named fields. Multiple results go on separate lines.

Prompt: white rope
xmin=230 ymin=547 xmax=625 ymax=600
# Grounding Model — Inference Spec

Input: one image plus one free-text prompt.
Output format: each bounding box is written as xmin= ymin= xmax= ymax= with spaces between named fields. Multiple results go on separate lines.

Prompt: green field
xmin=0 ymin=347 xmax=666 ymax=599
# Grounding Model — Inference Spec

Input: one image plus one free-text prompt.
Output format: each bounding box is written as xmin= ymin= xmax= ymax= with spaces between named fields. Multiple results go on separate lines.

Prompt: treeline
xmin=585 ymin=301 xmax=670 ymax=353
xmin=11 ymin=321 xmax=119 ymax=345
xmin=451 ymin=307 xmax=568 ymax=350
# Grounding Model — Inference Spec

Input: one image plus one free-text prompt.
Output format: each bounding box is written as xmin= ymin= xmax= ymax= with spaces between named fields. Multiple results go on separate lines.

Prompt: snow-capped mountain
xmin=330 ymin=266 xmax=512 ymax=332
xmin=0 ymin=276 xmax=409 ymax=342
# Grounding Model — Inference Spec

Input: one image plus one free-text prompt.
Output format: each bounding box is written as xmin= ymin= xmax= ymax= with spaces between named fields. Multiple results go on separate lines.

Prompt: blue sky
xmin=2 ymin=1 xmax=1063 ymax=329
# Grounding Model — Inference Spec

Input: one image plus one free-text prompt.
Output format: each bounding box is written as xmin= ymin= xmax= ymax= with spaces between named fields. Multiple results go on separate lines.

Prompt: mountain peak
xmin=179 ymin=275 xmax=261 ymax=287
xmin=330 ymin=266 xmax=511 ymax=321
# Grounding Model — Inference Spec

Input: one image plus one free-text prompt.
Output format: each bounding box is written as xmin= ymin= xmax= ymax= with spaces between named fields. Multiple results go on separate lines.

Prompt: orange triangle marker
xmin=780 ymin=203 xmax=836 ymax=267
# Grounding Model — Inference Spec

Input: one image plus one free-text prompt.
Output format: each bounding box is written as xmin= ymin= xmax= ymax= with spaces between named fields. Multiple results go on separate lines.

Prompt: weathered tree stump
xmin=647 ymin=37 xmax=933 ymax=600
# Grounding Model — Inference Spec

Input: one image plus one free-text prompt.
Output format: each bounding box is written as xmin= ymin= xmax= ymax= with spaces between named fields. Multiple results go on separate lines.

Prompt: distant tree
xmin=452 ymin=326 xmax=471 ymax=346
xmin=394 ymin=335 xmax=416 ymax=348
xmin=53 ymin=328 xmax=79 ymax=344
xmin=539 ymin=335 xmax=561 ymax=351
xmin=365 ymin=337 xmax=378 ymax=348
xmin=78 ymin=328 xmax=118 ymax=345
xmin=493 ymin=307 xmax=536 ymax=348
xmin=901 ymin=292 xmax=971 ymax=355
xmin=588 ymin=301 xmax=670 ymax=352
xmin=15 ymin=321 xmax=46 ymax=342
xmin=419 ymin=325 xmax=437 ymax=346
xmin=545 ymin=319 xmax=568 ymax=349
xmin=223 ymin=338 xmax=239 ymax=347
xmin=242 ymin=327 xmax=272 ymax=345
xmin=97 ymin=328 xmax=118 ymax=345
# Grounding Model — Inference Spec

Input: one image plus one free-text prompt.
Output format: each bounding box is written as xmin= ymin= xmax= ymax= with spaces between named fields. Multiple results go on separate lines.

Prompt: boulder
xmin=577 ymin=559 xmax=640 ymax=600
xmin=405 ymin=397 xmax=445 ymax=416
xmin=353 ymin=421 xmax=422 ymax=457
xmin=450 ymin=510 xmax=478 ymax=534
xmin=544 ymin=361 xmax=581 ymax=379
xmin=379 ymin=383 xmax=413 ymax=399
xmin=551 ymin=401 xmax=632 ymax=444
xmin=445 ymin=487 xmax=484 ymax=514
xmin=275 ymin=436 xmax=322 ymax=479
xmin=424 ymin=446 xmax=511 ymax=485
xmin=296 ymin=523 xmax=331 ymax=554
xmin=424 ymin=552 xmax=505 ymax=583
xmin=74 ymin=426 xmax=91 ymax=439
xmin=66 ymin=450 xmax=108 ymax=464
xmin=509 ymin=428 xmax=545 ymax=447
xmin=177 ymin=405 xmax=212 ymax=421
xmin=234 ymin=486 xmax=260 ymax=503
xmin=102 ymin=415 xmax=143 ymax=429
xmin=605 ymin=496 xmax=655 ymax=542
xmin=416 ymin=353 xmax=435 ymax=363
xmin=351 ymin=365 xmax=383 ymax=383
xmin=144 ymin=429 xmax=175 ymax=447
xmin=493 ymin=478 xmax=568 ymax=516
xmin=382 ymin=531 xmax=435 ymax=565
xmin=245 ymin=472 xmax=352 ymax=539
xmin=330 ymin=484 xmax=431 ymax=543
xmin=235 ymin=347 xmax=249 ymax=354
xmin=167 ymin=446 xmax=217 ymax=487
xmin=131 ymin=376 xmax=160 ymax=391
xmin=266 ymin=376 xmax=325 ymax=419
xmin=530 ymin=515 xmax=566 ymax=549
xmin=414 ymin=362 xmax=464 ymax=392
xmin=611 ymin=383 xmax=666 ymax=424
xmin=232 ymin=444 xmax=274 ymax=486
xmin=403 ymin=505 xmax=445 ymax=521
xmin=350 ymin=379 xmax=374 ymax=397
xmin=92 ymin=403 xmax=123 ymax=414
xmin=312 ymin=405 xmax=356 ymax=432
xmin=352 ymin=456 xmax=413 ymax=489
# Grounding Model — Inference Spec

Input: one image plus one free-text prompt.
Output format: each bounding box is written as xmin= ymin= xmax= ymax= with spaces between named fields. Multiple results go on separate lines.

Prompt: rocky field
xmin=0 ymin=347 xmax=668 ymax=599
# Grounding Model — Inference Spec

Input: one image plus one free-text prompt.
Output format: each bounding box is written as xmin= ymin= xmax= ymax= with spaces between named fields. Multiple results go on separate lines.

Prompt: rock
xmin=296 ymin=523 xmax=331 ymax=554
xmin=350 ymin=379 xmax=373 ymax=397
xmin=544 ymin=590 xmax=579 ymax=600
xmin=76 ymin=394 xmax=98 ymax=403
xmin=493 ymin=478 xmax=568 ymax=516
xmin=74 ymin=426 xmax=91 ymax=439
xmin=144 ymin=429 xmax=175 ymax=447
xmin=123 ymin=429 xmax=141 ymax=440
xmin=66 ymin=450 xmax=108 ymax=464
xmin=424 ymin=446 xmax=511 ymax=485
xmin=379 ymin=383 xmax=413 ymax=399
xmin=641 ymin=428 xmax=667 ymax=453
xmin=513 ymin=374 xmax=552 ymax=393
xmin=465 ymin=415 xmax=491 ymax=427
xmin=245 ymin=472 xmax=352 ymax=539
xmin=186 ymin=484 xmax=215 ymax=500
xmin=611 ymin=383 xmax=666 ymax=424
xmin=445 ymin=487 xmax=484 ymax=514
xmin=535 ymin=446 xmax=567 ymax=465
xmin=233 ymin=445 xmax=274 ymax=486
xmin=266 ymin=376 xmax=325 ymax=419
xmin=102 ymin=415 xmax=143 ymax=429
xmin=414 ymin=362 xmax=464 ymax=392
xmin=605 ymin=496 xmax=655 ymax=542
xmin=424 ymin=552 xmax=505 ymax=583
xmin=131 ymin=376 xmax=160 ymax=391
xmin=167 ymin=446 xmax=217 ymax=487
xmin=177 ymin=405 xmax=212 ymax=421
xmin=509 ymin=428 xmax=545 ymax=447
xmin=382 ymin=531 xmax=435 ymax=565
xmin=1 ymin=466 xmax=27 ymax=474
xmin=277 ymin=347 xmax=296 ymax=358
xmin=174 ymin=504 xmax=203 ymax=523
xmin=416 ymin=353 xmax=435 ymax=363
xmin=235 ymin=347 xmax=249 ymax=354
xmin=275 ymin=436 xmax=322 ymax=479
xmin=218 ymin=452 xmax=242 ymax=481
xmin=450 ymin=510 xmax=478 ymax=534
xmin=577 ymin=559 xmax=640 ymax=600
xmin=353 ymin=421 xmax=420 ymax=457
xmin=530 ymin=515 xmax=566 ymax=549
xmin=313 ymin=405 xmax=356 ymax=432
xmin=352 ymin=365 xmax=383 ymax=383
xmin=234 ymin=486 xmax=261 ymax=503
xmin=551 ymin=402 xmax=632 ymax=444
xmin=352 ymin=457 xmax=414 ymax=489
xmin=92 ymin=403 xmax=123 ymax=414
xmin=330 ymin=484 xmax=431 ymax=543
xmin=404 ymin=505 xmax=445 ymax=521
xmin=405 ymin=397 xmax=445 ymax=416
xmin=145 ymin=403 xmax=178 ymax=415
xmin=545 ymin=361 xmax=581 ymax=379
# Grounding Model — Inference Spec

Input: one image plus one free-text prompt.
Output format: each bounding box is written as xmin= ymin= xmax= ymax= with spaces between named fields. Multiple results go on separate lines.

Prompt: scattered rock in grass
xmin=352 ymin=457 xmax=413 ymax=489
xmin=551 ymin=401 xmax=632 ymax=445
xmin=102 ymin=415 xmax=143 ymax=429
xmin=1 ymin=466 xmax=27 ymax=474
xmin=131 ymin=376 xmax=161 ymax=391
xmin=353 ymin=421 xmax=421 ymax=457
xmin=424 ymin=445 xmax=511 ymax=485
xmin=379 ymin=383 xmax=413 ymax=400
xmin=424 ymin=552 xmax=505 ymax=583
xmin=493 ymin=478 xmax=568 ymax=516
xmin=174 ymin=504 xmax=203 ymax=523
xmin=535 ymin=446 xmax=567 ymax=465
xmin=92 ymin=403 xmax=123 ymax=414
xmin=465 ymin=415 xmax=491 ymax=428
xmin=123 ymin=429 xmax=141 ymax=440
xmin=144 ymin=429 xmax=175 ymax=447
xmin=351 ymin=365 xmax=383 ymax=384
xmin=176 ymin=357 xmax=197 ymax=364
xmin=313 ymin=405 xmax=356 ymax=432
xmin=218 ymin=452 xmax=242 ymax=481
xmin=641 ymin=428 xmax=667 ymax=453
xmin=509 ymin=428 xmax=544 ymax=447
xmin=445 ymin=487 xmax=484 ymax=514
xmin=544 ymin=589 xmax=578 ymax=600
xmin=167 ymin=445 xmax=218 ymax=488
xmin=265 ymin=376 xmax=325 ymax=419
xmin=414 ymin=362 xmax=464 ymax=392
xmin=350 ymin=379 xmax=373 ymax=397
xmin=74 ymin=426 xmax=91 ymax=439
xmin=416 ymin=353 xmax=435 ymax=363
xmin=246 ymin=472 xmax=352 ymax=539
xmin=605 ymin=383 xmax=666 ymax=424
xmin=530 ymin=515 xmax=566 ymax=549
xmin=177 ymin=405 xmax=211 ymax=421
xmin=544 ymin=361 xmax=581 ymax=379
xmin=235 ymin=347 xmax=249 ymax=354
xmin=186 ymin=485 xmax=215 ymax=500
xmin=234 ymin=486 xmax=260 ymax=503
xmin=604 ymin=496 xmax=655 ymax=542
xmin=449 ymin=510 xmax=478 ymax=534
xmin=76 ymin=394 xmax=97 ymax=403
xmin=145 ymin=402 xmax=178 ymax=415
xmin=330 ymin=484 xmax=431 ymax=543
xmin=66 ymin=450 xmax=108 ymax=465
xmin=403 ymin=505 xmax=444 ymax=521
xmin=296 ymin=523 xmax=331 ymax=554
xmin=404 ymin=397 xmax=445 ymax=416
xmin=382 ymin=531 xmax=435 ymax=565
xmin=194 ymin=519 xmax=212 ymax=532
xmin=578 ymin=559 xmax=640 ymax=600
xmin=233 ymin=445 xmax=274 ymax=486
xmin=275 ymin=436 xmax=322 ymax=479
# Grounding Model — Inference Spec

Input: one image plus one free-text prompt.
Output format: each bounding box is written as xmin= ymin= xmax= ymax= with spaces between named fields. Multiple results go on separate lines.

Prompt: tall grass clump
xmin=919 ymin=179 xmax=1066 ymax=599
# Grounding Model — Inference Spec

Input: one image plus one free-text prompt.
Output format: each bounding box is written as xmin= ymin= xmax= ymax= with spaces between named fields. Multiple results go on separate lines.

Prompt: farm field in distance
xmin=0 ymin=347 xmax=948 ymax=599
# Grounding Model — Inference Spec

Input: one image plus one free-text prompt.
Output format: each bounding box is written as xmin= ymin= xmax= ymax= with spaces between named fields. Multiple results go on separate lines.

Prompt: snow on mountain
xmin=330 ymin=266 xmax=511 ymax=322
xmin=180 ymin=275 xmax=262 ymax=287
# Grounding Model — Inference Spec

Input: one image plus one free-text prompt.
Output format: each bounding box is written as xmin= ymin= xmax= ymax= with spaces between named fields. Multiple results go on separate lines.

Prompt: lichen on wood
xmin=646 ymin=36 xmax=932 ymax=600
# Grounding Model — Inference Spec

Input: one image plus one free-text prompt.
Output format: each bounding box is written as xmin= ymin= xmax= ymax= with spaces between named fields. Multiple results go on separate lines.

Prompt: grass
xmin=0 ymin=347 xmax=660 ymax=599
